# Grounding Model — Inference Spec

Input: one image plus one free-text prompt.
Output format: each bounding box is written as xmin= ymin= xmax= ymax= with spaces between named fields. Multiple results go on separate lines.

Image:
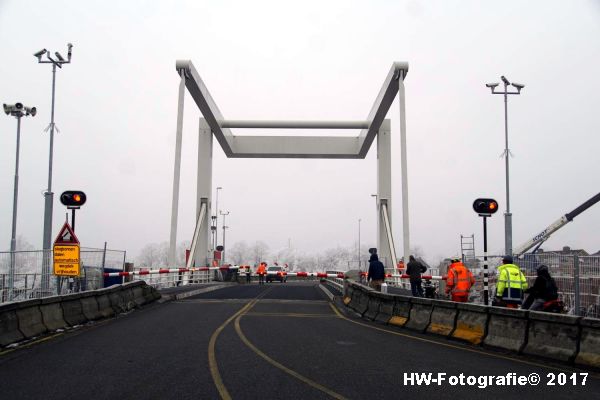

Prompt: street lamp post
xmin=358 ymin=218 xmax=361 ymax=271
xmin=214 ymin=187 xmax=222 ymax=248
xmin=34 ymin=44 xmax=73 ymax=293
xmin=3 ymin=103 xmax=36 ymax=300
xmin=485 ymin=76 xmax=524 ymax=257
xmin=220 ymin=210 xmax=230 ymax=263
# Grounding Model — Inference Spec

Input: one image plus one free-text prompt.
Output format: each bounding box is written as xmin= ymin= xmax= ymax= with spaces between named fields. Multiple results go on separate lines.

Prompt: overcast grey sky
xmin=1 ymin=0 xmax=599 ymax=264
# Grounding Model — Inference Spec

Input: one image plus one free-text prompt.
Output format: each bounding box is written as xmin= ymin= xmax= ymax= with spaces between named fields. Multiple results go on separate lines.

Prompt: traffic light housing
xmin=60 ymin=191 xmax=87 ymax=207
xmin=473 ymin=198 xmax=498 ymax=216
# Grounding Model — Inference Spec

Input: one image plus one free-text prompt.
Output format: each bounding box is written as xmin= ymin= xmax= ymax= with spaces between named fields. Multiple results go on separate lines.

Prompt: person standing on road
xmin=367 ymin=253 xmax=386 ymax=291
xmin=245 ymin=265 xmax=252 ymax=283
xmin=406 ymin=255 xmax=426 ymax=297
xmin=495 ymin=255 xmax=528 ymax=307
xmin=445 ymin=258 xmax=475 ymax=302
xmin=257 ymin=262 xmax=266 ymax=285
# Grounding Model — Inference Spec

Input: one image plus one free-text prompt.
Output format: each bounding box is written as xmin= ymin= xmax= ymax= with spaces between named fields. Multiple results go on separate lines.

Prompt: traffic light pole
xmin=482 ymin=216 xmax=489 ymax=306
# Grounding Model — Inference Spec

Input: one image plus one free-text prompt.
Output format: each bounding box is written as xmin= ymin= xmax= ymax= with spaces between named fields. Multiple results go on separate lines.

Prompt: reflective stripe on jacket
xmin=446 ymin=263 xmax=475 ymax=295
xmin=496 ymin=263 xmax=528 ymax=301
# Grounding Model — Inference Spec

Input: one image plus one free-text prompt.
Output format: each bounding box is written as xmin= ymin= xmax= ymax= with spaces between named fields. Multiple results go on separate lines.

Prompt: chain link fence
xmin=465 ymin=254 xmax=600 ymax=318
xmin=0 ymin=248 xmax=126 ymax=304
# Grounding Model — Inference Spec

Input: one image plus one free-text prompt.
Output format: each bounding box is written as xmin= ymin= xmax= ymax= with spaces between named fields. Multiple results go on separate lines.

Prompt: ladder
xmin=460 ymin=234 xmax=476 ymax=267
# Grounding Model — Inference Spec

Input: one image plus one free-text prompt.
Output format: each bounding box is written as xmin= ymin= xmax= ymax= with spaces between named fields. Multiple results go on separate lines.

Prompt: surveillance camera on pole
xmin=35 ymin=42 xmax=74 ymax=293
xmin=4 ymin=101 xmax=36 ymax=300
xmin=485 ymin=75 xmax=524 ymax=258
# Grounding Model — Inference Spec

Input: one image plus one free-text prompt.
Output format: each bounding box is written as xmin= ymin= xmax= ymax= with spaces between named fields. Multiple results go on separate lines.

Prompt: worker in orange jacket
xmin=445 ymin=258 xmax=475 ymax=302
xmin=256 ymin=262 xmax=267 ymax=285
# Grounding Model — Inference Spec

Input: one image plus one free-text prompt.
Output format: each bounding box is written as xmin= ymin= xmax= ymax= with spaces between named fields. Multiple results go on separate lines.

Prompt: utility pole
xmin=485 ymin=76 xmax=524 ymax=256
xmin=34 ymin=43 xmax=73 ymax=293
xmin=220 ymin=210 xmax=229 ymax=263
xmin=3 ymin=103 xmax=36 ymax=300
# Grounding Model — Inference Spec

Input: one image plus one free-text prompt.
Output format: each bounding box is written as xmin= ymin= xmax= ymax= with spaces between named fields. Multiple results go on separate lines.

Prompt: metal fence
xmin=465 ymin=254 xmax=600 ymax=318
xmin=0 ymin=248 xmax=126 ymax=303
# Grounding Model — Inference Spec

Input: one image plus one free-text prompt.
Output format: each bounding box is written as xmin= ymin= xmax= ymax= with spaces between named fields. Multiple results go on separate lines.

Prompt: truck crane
xmin=514 ymin=192 xmax=600 ymax=257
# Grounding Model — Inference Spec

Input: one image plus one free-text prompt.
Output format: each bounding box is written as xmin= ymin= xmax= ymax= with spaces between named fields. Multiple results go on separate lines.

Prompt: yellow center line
xmin=244 ymin=312 xmax=339 ymax=318
xmin=329 ymin=302 xmax=600 ymax=378
xmin=208 ymin=287 xmax=273 ymax=400
xmin=234 ymin=309 xmax=348 ymax=400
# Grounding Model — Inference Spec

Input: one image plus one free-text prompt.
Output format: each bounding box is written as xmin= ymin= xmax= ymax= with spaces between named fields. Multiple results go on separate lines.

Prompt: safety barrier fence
xmin=0 ymin=249 xmax=125 ymax=304
xmin=0 ymin=281 xmax=161 ymax=348
xmin=343 ymin=280 xmax=600 ymax=368
xmin=465 ymin=254 xmax=600 ymax=318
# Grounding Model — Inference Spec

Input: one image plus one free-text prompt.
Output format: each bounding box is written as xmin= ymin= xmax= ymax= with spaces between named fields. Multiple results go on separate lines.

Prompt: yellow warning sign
xmin=53 ymin=244 xmax=80 ymax=276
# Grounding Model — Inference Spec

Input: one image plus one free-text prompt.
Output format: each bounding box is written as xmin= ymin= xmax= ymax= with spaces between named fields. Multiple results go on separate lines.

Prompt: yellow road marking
xmin=235 ymin=311 xmax=348 ymax=400
xmin=244 ymin=312 xmax=339 ymax=318
xmin=329 ymin=303 xmax=600 ymax=378
xmin=0 ymin=333 xmax=64 ymax=356
xmin=208 ymin=287 xmax=272 ymax=400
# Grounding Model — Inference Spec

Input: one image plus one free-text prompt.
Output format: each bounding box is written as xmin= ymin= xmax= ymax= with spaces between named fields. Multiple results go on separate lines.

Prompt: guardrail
xmin=342 ymin=280 xmax=600 ymax=368
xmin=0 ymin=281 xmax=161 ymax=348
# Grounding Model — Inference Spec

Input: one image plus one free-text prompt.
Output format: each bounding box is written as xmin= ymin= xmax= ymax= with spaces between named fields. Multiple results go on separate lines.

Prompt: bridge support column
xmin=377 ymin=119 xmax=394 ymax=267
xmin=168 ymin=70 xmax=186 ymax=268
xmin=194 ymin=119 xmax=213 ymax=267
xmin=398 ymin=72 xmax=410 ymax=265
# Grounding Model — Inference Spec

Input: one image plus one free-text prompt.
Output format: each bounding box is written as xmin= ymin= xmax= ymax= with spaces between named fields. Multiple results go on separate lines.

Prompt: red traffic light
xmin=60 ymin=191 xmax=87 ymax=207
xmin=473 ymin=198 xmax=499 ymax=215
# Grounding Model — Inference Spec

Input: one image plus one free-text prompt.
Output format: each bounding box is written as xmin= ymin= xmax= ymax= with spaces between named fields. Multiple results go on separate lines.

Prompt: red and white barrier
xmin=103 ymin=266 xmax=344 ymax=279
xmin=360 ymin=272 xmax=447 ymax=280
xmin=103 ymin=265 xmax=238 ymax=278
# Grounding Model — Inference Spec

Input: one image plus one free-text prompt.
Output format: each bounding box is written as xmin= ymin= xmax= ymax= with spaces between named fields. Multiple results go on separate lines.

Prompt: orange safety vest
xmin=257 ymin=264 xmax=266 ymax=275
xmin=446 ymin=262 xmax=475 ymax=295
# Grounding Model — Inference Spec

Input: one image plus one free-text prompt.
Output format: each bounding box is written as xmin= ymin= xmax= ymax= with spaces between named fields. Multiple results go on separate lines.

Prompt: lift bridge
xmin=168 ymin=60 xmax=411 ymax=272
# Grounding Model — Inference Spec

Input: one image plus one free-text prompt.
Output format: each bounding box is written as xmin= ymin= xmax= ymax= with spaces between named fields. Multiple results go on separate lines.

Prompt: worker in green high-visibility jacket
xmin=495 ymin=255 xmax=528 ymax=307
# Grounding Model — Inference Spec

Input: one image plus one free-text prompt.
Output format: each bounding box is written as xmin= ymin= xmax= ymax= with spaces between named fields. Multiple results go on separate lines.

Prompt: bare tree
xmin=249 ymin=241 xmax=270 ymax=265
xmin=228 ymin=241 xmax=250 ymax=265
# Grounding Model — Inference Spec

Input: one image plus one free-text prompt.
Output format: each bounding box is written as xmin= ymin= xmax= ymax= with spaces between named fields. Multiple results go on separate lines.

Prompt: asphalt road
xmin=1 ymin=281 xmax=598 ymax=400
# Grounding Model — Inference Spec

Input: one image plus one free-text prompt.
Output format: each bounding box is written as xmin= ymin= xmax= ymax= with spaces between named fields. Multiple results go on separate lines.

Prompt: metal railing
xmin=0 ymin=248 xmax=126 ymax=303
xmin=467 ymin=254 xmax=600 ymax=318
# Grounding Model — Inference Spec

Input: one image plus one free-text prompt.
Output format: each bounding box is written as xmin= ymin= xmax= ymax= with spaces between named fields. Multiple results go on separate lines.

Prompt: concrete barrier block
xmin=452 ymin=303 xmax=488 ymax=345
xmin=16 ymin=299 xmax=46 ymax=339
xmin=576 ymin=318 xmax=600 ymax=368
xmin=0 ymin=303 xmax=24 ymax=346
xmin=39 ymin=297 xmax=67 ymax=331
xmin=348 ymin=283 xmax=366 ymax=315
xmin=142 ymin=284 xmax=159 ymax=303
xmin=405 ymin=297 xmax=432 ymax=332
xmin=374 ymin=293 xmax=395 ymax=324
xmin=108 ymin=288 xmax=127 ymax=313
xmin=95 ymin=291 xmax=115 ymax=318
xmin=355 ymin=287 xmax=372 ymax=316
xmin=389 ymin=296 xmax=411 ymax=327
xmin=80 ymin=294 xmax=101 ymax=321
xmin=427 ymin=300 xmax=457 ymax=337
xmin=61 ymin=295 xmax=87 ymax=326
xmin=484 ymin=307 xmax=528 ymax=352
xmin=131 ymin=285 xmax=146 ymax=307
xmin=524 ymin=312 xmax=580 ymax=362
xmin=120 ymin=287 xmax=137 ymax=311
xmin=364 ymin=295 xmax=381 ymax=321
xmin=343 ymin=284 xmax=355 ymax=306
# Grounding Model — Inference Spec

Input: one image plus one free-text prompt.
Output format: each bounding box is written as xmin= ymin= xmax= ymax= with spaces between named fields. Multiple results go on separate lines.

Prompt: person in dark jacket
xmin=523 ymin=265 xmax=558 ymax=311
xmin=367 ymin=254 xmax=386 ymax=291
xmin=406 ymin=255 xmax=426 ymax=297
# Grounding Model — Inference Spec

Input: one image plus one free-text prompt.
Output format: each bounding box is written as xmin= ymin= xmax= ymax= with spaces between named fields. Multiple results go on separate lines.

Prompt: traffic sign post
xmin=473 ymin=198 xmax=499 ymax=306
xmin=53 ymin=222 xmax=80 ymax=277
